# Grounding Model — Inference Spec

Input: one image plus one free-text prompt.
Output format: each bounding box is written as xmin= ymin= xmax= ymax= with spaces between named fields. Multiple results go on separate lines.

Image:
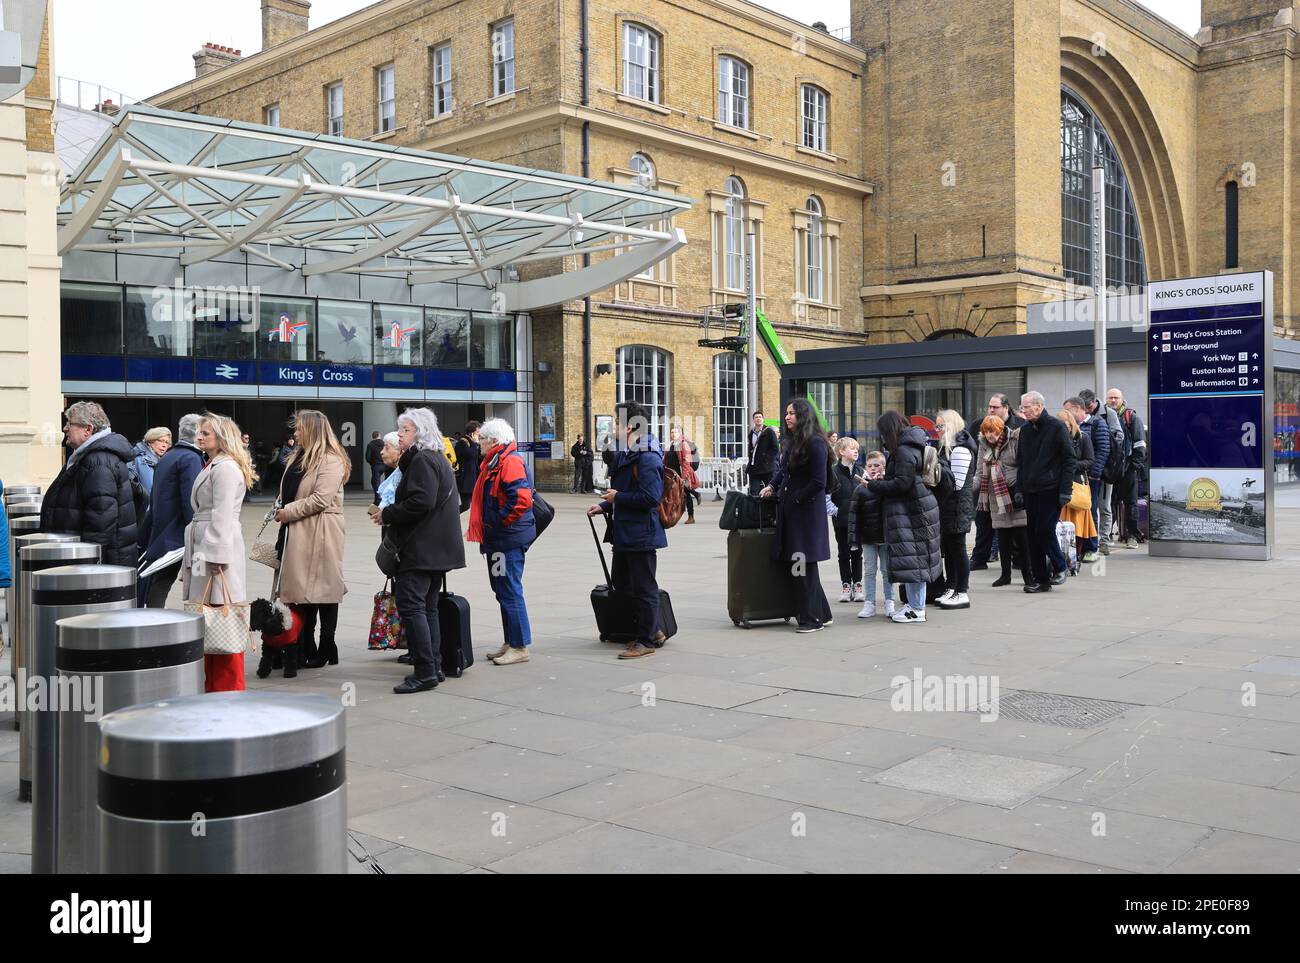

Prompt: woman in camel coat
xmin=275 ymin=409 xmax=350 ymax=669
xmin=182 ymin=413 xmax=257 ymax=692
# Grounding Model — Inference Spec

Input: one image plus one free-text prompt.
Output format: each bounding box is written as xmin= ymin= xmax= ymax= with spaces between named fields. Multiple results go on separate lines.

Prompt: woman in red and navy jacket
xmin=465 ymin=418 xmax=535 ymax=666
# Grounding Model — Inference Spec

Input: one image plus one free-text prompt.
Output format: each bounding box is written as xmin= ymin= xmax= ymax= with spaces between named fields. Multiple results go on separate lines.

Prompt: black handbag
xmin=532 ymin=491 xmax=554 ymax=538
xmin=374 ymin=459 xmax=454 ymax=576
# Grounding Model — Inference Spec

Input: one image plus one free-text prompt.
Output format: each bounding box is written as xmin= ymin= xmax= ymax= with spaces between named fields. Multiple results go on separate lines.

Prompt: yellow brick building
xmin=142 ymin=0 xmax=1300 ymax=486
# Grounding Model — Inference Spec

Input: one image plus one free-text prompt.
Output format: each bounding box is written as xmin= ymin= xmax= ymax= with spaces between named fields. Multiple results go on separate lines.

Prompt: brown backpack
xmin=633 ymin=461 xmax=686 ymax=529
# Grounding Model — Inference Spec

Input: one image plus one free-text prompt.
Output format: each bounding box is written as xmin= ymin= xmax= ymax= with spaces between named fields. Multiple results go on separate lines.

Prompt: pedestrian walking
xmin=747 ymin=411 xmax=779 ymax=496
xmin=587 ymin=401 xmax=668 ymax=659
xmin=182 ymin=413 xmax=256 ymax=693
xmin=866 ymin=411 xmax=942 ymax=623
xmin=467 ymin=418 xmax=535 ymax=666
xmin=275 ymin=410 xmax=349 ymax=670
xmin=935 ymin=409 xmax=977 ymax=610
xmin=365 ymin=431 xmax=385 ymax=505
xmin=1064 ymin=396 xmax=1109 ymax=562
xmin=40 ymin=401 xmax=139 ymax=567
xmin=1015 ymin=392 xmax=1075 ymax=593
xmin=1106 ymin=388 xmax=1147 ymax=548
xmin=378 ymin=408 xmax=467 ymax=692
xmin=973 ymin=415 xmax=1032 ymax=587
xmin=847 ymin=449 xmax=893 ymax=618
xmin=665 ymin=425 xmax=701 ymax=524
xmin=139 ymin=413 xmax=204 ymax=607
xmin=829 ymin=436 xmax=866 ymax=602
xmin=759 ymin=398 xmax=834 ymax=633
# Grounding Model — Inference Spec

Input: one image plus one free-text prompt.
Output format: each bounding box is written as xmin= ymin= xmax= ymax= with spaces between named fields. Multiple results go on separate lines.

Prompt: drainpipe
xmin=581 ymin=0 xmax=593 ymax=448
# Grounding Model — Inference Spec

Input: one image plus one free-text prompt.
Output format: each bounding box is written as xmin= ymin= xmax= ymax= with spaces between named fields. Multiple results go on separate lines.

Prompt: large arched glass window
xmin=806 ymin=196 xmax=824 ymax=302
xmin=631 ymin=153 xmax=659 ymax=280
xmin=1061 ymin=88 xmax=1146 ymax=290
xmin=724 ymin=176 xmax=745 ymax=291
xmin=712 ymin=352 xmax=745 ymax=459
xmin=617 ymin=345 xmax=670 ymax=442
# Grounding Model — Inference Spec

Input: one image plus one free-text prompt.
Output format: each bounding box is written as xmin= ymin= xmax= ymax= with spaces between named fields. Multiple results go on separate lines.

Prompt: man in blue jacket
xmin=1065 ymin=396 xmax=1110 ymax=563
xmin=138 ymin=413 xmax=204 ymax=607
xmin=588 ymin=401 xmax=666 ymax=660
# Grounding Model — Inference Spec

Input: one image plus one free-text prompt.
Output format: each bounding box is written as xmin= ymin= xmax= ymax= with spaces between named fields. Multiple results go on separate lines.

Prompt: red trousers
xmin=204 ymin=653 xmax=245 ymax=692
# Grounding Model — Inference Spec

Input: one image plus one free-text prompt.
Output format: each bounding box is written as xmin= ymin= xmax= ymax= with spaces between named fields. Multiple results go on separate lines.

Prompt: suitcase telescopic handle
xmin=587 ymin=512 xmax=613 ymax=587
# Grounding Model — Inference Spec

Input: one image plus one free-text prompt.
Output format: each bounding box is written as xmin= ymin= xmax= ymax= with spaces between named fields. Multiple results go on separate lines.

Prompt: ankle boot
xmin=256 ymin=649 xmax=275 ymax=679
xmin=303 ymin=638 xmax=338 ymax=669
xmin=283 ymin=645 xmax=299 ymax=679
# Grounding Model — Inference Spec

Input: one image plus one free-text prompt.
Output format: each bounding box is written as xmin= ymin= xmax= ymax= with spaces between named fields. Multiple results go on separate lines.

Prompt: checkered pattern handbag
xmin=184 ymin=571 xmax=250 ymax=655
xmin=249 ymin=508 xmax=280 ymax=569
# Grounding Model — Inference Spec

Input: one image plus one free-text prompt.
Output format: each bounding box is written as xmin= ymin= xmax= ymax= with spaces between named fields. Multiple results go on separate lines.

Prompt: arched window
xmin=712 ymin=352 xmax=745 ymax=459
xmin=806 ymin=196 xmax=824 ymax=302
xmin=617 ymin=345 xmax=670 ymax=442
xmin=724 ymin=176 xmax=746 ymax=291
xmin=801 ymin=84 xmax=828 ymax=152
xmin=1060 ymin=87 xmax=1146 ymax=290
xmin=621 ymin=24 xmax=660 ymax=103
xmin=718 ymin=57 xmax=750 ymax=129
xmin=630 ymin=152 xmax=656 ymax=189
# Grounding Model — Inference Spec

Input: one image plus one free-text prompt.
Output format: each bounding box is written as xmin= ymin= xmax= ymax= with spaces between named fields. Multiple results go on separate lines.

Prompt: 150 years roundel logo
xmin=1186 ymin=477 xmax=1222 ymax=512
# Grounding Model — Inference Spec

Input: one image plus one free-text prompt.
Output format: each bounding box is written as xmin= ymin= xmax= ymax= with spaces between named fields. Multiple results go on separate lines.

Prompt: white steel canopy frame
xmin=57 ymin=105 xmax=691 ymax=309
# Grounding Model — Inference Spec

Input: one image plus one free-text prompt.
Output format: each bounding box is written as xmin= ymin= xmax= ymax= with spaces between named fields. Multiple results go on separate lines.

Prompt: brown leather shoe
xmin=684 ymin=517 xmax=695 ymax=524
xmin=618 ymin=642 xmax=655 ymax=659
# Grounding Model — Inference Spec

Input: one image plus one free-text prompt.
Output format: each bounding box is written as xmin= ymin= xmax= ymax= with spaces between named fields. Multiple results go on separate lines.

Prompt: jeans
xmin=862 ymin=544 xmax=891 ymax=603
xmin=748 ymin=472 xmax=771 ymax=496
xmin=486 ymin=547 xmax=531 ymax=648
xmin=1025 ymin=489 xmax=1063 ymax=585
xmin=834 ymin=527 xmax=862 ymax=585
xmin=1085 ymin=478 xmax=1102 ymax=554
xmin=611 ymin=550 xmax=659 ymax=644
xmin=796 ymin=560 xmax=833 ymax=627
xmin=940 ymin=531 xmax=969 ymax=593
xmin=394 ymin=569 xmax=444 ymax=681
xmin=902 ymin=581 xmax=927 ymax=613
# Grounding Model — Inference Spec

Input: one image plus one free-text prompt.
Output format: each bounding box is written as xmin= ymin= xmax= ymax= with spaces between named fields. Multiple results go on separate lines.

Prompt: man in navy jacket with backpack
xmin=588 ymin=400 xmax=666 ymax=660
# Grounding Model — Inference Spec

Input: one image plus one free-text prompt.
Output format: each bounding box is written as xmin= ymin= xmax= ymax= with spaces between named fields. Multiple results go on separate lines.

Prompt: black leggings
xmin=940 ymin=532 xmax=970 ymax=593
xmin=294 ymin=603 xmax=338 ymax=659
xmin=834 ymin=527 xmax=862 ymax=585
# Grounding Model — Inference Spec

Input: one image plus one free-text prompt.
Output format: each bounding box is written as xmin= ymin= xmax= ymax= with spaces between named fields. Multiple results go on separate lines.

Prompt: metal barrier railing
xmin=591 ymin=456 xmax=747 ymax=496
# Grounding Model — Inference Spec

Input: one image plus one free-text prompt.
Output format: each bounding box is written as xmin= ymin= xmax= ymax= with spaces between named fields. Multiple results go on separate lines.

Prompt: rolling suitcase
xmin=438 ymin=574 xmax=474 ymax=676
xmin=1055 ymin=520 xmax=1079 ymax=576
xmin=726 ymin=528 xmax=798 ymax=628
xmin=588 ymin=514 xmax=676 ymax=644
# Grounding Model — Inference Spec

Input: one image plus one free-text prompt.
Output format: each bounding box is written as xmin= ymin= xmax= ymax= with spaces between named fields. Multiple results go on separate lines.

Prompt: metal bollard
xmin=29 ymin=563 xmax=135 ymax=874
xmin=14 ymin=538 xmax=95 ymax=793
xmin=99 ymin=692 xmax=348 ymax=874
xmin=56 ymin=609 xmax=205 ymax=873
xmin=3 ymin=485 xmax=40 ymax=498
xmin=5 ymin=517 xmax=44 ymax=677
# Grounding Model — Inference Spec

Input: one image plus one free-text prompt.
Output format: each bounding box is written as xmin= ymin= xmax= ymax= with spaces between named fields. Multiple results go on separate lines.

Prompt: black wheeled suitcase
xmin=588 ymin=514 xmax=677 ymax=644
xmin=438 ymin=575 xmax=474 ymax=677
xmin=726 ymin=526 xmax=799 ymax=628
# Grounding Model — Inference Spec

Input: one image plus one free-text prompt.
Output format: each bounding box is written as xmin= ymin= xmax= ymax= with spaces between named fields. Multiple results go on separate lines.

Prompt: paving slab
xmin=344 ymin=721 xmax=485 ymax=771
xmin=1099 ymin=771 xmax=1300 ymax=843
xmin=600 ymin=700 xmax=779 ymax=741
xmin=612 ymin=786 xmax=799 ymax=847
xmin=981 ymin=852 xmax=1126 ymax=873
xmin=872 ymin=748 xmax=1080 ymax=808
xmin=799 ymin=728 xmax=945 ymax=769
xmin=1164 ymin=830 xmax=1300 ymax=874
xmin=571 ymin=732 xmax=782 ymax=783
xmin=532 ymin=770 xmax=700 ymax=820
xmin=448 ymin=709 xmax=631 ymax=754
xmin=400 ymin=743 xmax=617 ymax=804
xmin=734 ymin=690 xmax=896 ymax=727
xmin=611 ymin=673 xmax=780 ymax=709
xmin=722 ymin=718 xmax=857 ymax=753
xmin=1053 ymin=725 xmax=1300 ymax=788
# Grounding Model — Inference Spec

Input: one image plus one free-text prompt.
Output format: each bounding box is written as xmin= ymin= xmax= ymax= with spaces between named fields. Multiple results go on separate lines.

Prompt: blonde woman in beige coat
xmin=274 ymin=409 xmax=350 ymax=669
xmin=182 ymin=413 xmax=257 ymax=692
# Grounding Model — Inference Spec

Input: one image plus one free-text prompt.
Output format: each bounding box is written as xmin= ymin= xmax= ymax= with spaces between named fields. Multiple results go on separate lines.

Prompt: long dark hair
xmin=877 ymin=410 xmax=909 ymax=453
xmin=783 ymin=397 xmax=827 ymax=467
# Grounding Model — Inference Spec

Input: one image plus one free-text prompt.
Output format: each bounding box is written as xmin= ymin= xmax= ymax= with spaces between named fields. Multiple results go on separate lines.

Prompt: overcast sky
xmin=52 ymin=0 xmax=1203 ymax=105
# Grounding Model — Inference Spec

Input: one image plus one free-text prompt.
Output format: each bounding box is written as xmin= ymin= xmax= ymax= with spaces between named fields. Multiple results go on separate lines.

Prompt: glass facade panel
xmin=851 ymin=379 xmax=880 ymax=452
xmin=318 ymin=299 xmax=371 ymax=363
xmin=808 ymin=381 xmax=840 ymax=434
xmin=964 ymin=370 xmax=1027 ymax=430
xmin=61 ymin=282 xmax=122 ymax=356
xmin=373 ymin=303 xmax=422 ymax=366
xmin=259 ymin=295 xmax=315 ymax=362
xmin=906 ymin=373 xmax=964 ymax=429
xmin=124 ymin=285 xmax=190 ymax=357
xmin=712 ymin=352 xmax=745 ymax=459
xmin=193 ymin=287 xmax=257 ymax=360
xmin=1276 ymin=368 xmax=1300 ymax=484
xmin=472 ymin=313 xmax=514 ymax=369
xmin=425 ymin=308 xmax=469 ymax=368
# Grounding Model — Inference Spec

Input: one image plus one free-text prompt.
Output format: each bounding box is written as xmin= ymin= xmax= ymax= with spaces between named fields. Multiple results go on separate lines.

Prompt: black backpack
xmin=1101 ymin=418 xmax=1127 ymax=484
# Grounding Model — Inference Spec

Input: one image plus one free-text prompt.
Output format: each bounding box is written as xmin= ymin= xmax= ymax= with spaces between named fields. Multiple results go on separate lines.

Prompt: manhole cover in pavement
xmin=976 ymin=690 xmax=1136 ymax=728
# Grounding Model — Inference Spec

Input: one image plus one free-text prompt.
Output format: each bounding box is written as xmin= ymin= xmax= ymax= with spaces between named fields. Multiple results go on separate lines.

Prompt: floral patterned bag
xmin=368 ymin=580 xmax=406 ymax=650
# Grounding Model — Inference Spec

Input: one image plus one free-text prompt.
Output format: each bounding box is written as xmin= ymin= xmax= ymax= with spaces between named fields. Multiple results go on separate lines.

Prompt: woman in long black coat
xmin=760 ymin=398 xmax=833 ymax=632
xmin=867 ymin=411 xmax=942 ymax=624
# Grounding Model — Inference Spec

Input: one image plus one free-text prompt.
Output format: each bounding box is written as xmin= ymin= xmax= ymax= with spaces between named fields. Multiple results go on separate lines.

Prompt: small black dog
xmin=250 ymin=597 xmax=303 ymax=679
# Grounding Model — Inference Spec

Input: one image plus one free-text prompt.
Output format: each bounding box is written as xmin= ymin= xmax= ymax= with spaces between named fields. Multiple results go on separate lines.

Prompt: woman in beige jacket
xmin=182 ymin=413 xmax=257 ymax=692
xmin=275 ymin=409 xmax=350 ymax=669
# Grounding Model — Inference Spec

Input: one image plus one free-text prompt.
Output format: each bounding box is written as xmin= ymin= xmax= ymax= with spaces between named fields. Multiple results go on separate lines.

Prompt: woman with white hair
xmin=377 ymin=407 xmax=466 ymax=693
xmin=465 ymin=417 xmax=535 ymax=665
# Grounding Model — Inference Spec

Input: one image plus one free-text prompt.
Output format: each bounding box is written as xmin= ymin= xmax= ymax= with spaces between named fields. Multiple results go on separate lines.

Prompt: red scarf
xmin=465 ymin=442 xmax=514 ymax=543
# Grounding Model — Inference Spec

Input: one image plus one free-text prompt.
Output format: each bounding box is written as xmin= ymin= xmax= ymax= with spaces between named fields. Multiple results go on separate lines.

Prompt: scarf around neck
xmin=978 ymin=435 xmax=1014 ymax=516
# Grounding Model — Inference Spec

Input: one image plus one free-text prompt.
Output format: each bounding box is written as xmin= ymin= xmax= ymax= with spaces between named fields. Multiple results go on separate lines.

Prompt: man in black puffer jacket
xmin=1014 ymin=391 xmax=1074 ymax=593
xmin=40 ymin=401 xmax=139 ymax=567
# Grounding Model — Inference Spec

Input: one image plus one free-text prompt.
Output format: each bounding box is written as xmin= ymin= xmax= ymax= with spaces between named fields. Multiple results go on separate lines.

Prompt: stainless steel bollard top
xmin=3 ymin=485 xmax=40 ymax=497
xmin=56 ymin=609 xmax=206 ymax=874
xmin=99 ymin=692 xmax=348 ymax=874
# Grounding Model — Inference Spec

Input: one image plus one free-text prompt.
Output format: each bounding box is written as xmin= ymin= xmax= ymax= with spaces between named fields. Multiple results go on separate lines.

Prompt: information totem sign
xmin=1146 ymin=271 xmax=1273 ymax=560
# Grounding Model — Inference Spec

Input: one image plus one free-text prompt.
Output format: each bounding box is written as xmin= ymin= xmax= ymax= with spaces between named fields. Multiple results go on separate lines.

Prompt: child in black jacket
xmin=830 ymin=437 xmax=866 ymax=602
xmin=847 ymin=450 xmax=894 ymax=619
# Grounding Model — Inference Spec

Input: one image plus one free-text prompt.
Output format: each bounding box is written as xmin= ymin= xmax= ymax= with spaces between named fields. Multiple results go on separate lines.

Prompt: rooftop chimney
xmin=262 ymin=0 xmax=311 ymax=50
xmin=194 ymin=43 xmax=243 ymax=78
xmin=95 ymin=98 xmax=120 ymax=116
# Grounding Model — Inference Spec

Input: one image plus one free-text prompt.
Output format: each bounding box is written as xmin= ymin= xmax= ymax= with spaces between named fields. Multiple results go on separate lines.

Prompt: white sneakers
xmin=852 ymin=582 xmax=864 ymax=602
xmin=856 ymin=601 xmax=875 ymax=619
xmin=891 ymin=604 xmax=927 ymax=624
xmin=839 ymin=583 xmax=852 ymax=602
xmin=937 ymin=591 xmax=971 ymax=610
xmin=885 ymin=599 xmax=896 ymax=618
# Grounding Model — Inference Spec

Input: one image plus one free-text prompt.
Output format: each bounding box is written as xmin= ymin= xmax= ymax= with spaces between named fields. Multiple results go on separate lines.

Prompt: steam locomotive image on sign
xmin=1149 ymin=469 xmax=1266 ymax=545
